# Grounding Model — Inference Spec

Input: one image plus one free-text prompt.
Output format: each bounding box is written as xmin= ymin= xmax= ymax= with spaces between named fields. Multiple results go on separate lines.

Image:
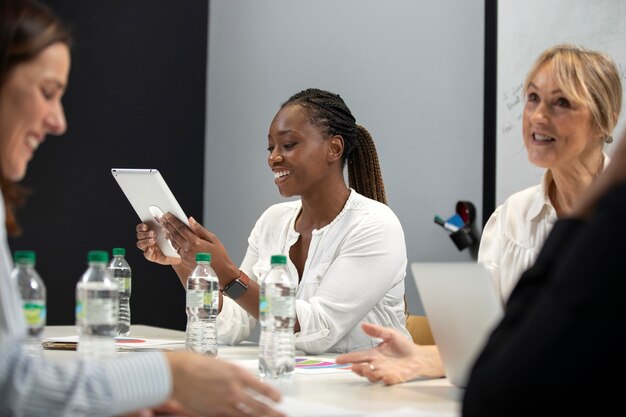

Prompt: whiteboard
xmin=496 ymin=0 xmax=626 ymax=205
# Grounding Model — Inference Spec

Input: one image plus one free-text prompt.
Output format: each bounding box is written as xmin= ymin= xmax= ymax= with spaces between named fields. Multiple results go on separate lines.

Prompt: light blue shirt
xmin=0 ymin=195 xmax=172 ymax=416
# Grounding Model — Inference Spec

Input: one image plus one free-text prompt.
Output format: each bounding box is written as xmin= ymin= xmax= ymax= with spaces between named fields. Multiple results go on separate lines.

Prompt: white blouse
xmin=479 ymin=156 xmax=610 ymax=304
xmin=216 ymin=189 xmax=411 ymax=354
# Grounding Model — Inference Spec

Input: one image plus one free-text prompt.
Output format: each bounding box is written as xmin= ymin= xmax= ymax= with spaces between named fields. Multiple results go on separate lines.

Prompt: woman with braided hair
xmin=136 ymin=88 xmax=411 ymax=354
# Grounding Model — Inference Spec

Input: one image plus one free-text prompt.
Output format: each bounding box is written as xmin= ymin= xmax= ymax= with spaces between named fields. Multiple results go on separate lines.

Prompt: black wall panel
xmin=9 ymin=0 xmax=208 ymax=330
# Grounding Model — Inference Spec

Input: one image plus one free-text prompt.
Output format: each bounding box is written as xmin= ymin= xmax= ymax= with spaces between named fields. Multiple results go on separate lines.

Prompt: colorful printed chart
xmin=295 ymin=357 xmax=352 ymax=374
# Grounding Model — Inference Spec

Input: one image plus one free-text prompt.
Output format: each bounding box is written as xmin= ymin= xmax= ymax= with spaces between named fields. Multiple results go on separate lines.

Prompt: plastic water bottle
xmin=11 ymin=250 xmax=46 ymax=356
xmin=76 ymin=250 xmax=119 ymax=359
xmin=185 ymin=252 xmax=219 ymax=356
xmin=259 ymin=254 xmax=296 ymax=379
xmin=108 ymin=248 xmax=132 ymax=336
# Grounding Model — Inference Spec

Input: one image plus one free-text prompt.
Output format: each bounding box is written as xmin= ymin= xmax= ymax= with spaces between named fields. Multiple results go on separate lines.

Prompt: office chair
xmin=406 ymin=315 xmax=435 ymax=345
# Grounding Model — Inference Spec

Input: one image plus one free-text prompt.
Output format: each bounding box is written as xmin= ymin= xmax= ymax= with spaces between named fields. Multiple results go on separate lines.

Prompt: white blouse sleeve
xmin=215 ymin=227 xmax=260 ymax=346
xmin=477 ymin=205 xmax=505 ymax=304
xmin=294 ymin=212 xmax=407 ymax=354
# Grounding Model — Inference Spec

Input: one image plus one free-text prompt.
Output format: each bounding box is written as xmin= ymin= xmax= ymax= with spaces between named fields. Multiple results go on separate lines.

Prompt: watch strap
xmin=222 ymin=272 xmax=249 ymax=300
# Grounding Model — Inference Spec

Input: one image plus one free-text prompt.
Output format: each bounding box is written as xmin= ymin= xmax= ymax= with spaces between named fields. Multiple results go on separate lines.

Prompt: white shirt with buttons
xmin=216 ymin=189 xmax=411 ymax=354
xmin=479 ymin=155 xmax=610 ymax=304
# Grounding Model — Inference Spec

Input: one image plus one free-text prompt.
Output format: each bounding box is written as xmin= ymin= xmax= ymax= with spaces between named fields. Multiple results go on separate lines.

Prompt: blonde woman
xmin=479 ymin=44 xmax=622 ymax=303
xmin=337 ymin=44 xmax=623 ymax=386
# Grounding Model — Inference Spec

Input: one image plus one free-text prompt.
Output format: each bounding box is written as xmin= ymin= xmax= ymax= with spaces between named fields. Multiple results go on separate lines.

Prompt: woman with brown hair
xmin=0 ymin=1 xmax=283 ymax=416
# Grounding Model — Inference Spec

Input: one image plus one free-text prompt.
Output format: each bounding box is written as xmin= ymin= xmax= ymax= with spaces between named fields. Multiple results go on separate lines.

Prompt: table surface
xmin=43 ymin=325 xmax=462 ymax=417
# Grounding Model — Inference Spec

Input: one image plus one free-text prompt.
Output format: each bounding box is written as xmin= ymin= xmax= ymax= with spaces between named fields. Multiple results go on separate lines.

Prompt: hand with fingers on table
xmin=165 ymin=352 xmax=286 ymax=417
xmin=335 ymin=322 xmax=445 ymax=385
xmin=118 ymin=352 xmax=286 ymax=417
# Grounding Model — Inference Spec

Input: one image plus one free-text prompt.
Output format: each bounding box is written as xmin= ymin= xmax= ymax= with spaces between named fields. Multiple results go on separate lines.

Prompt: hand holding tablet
xmin=112 ymin=168 xmax=189 ymax=259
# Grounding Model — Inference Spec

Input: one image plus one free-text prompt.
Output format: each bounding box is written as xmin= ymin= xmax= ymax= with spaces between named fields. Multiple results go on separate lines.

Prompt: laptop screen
xmin=411 ymin=262 xmax=503 ymax=387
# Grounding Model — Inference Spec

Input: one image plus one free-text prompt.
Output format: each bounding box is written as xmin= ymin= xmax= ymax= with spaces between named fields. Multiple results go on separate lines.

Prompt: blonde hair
xmin=524 ymin=44 xmax=622 ymax=140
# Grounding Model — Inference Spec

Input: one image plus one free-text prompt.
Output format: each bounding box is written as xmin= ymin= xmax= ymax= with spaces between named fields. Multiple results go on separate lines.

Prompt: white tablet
xmin=111 ymin=168 xmax=189 ymax=259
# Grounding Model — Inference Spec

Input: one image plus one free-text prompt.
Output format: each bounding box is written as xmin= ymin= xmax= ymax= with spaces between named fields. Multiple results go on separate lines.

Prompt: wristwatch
xmin=222 ymin=272 xmax=249 ymax=300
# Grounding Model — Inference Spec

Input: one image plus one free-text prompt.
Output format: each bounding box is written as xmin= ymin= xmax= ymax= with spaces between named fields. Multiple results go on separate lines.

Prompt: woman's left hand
xmin=159 ymin=214 xmax=239 ymax=284
xmin=336 ymin=323 xmax=445 ymax=385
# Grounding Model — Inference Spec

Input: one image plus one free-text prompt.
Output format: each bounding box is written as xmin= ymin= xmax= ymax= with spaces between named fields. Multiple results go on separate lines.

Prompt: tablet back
xmin=111 ymin=168 xmax=189 ymax=258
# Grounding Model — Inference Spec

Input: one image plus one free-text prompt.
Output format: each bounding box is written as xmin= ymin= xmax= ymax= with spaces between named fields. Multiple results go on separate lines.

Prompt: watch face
xmin=224 ymin=280 xmax=247 ymax=300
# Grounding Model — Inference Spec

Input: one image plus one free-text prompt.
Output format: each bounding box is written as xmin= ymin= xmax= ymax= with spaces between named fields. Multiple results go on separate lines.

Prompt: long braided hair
xmin=281 ymin=88 xmax=387 ymax=205
xmin=282 ymin=89 xmax=409 ymax=317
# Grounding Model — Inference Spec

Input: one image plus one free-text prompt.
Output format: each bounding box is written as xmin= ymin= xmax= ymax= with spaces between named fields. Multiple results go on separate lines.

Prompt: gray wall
xmin=205 ymin=0 xmax=485 ymax=315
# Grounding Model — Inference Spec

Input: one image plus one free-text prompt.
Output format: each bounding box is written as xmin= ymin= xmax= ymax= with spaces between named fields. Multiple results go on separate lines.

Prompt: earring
xmin=605 ymin=136 xmax=614 ymax=144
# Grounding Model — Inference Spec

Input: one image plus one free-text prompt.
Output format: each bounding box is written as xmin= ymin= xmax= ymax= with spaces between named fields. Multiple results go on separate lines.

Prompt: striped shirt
xmin=0 ymin=196 xmax=172 ymax=416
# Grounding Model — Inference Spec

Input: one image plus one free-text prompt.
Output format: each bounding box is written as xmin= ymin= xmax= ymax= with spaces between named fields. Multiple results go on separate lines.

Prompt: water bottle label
xmin=116 ymin=277 xmax=131 ymax=290
xmin=259 ymin=296 xmax=268 ymax=314
xmin=82 ymin=299 xmax=117 ymax=325
xmin=22 ymin=302 xmax=46 ymax=326
xmin=187 ymin=290 xmax=204 ymax=308
xmin=76 ymin=301 xmax=84 ymax=320
xmin=203 ymin=291 xmax=218 ymax=309
xmin=268 ymin=296 xmax=295 ymax=318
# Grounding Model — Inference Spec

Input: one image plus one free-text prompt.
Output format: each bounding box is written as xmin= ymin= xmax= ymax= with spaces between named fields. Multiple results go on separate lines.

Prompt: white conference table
xmin=43 ymin=325 xmax=462 ymax=417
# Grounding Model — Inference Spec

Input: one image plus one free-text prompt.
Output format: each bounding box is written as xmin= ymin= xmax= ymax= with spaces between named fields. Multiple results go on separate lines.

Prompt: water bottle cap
xmin=196 ymin=252 xmax=211 ymax=262
xmin=13 ymin=250 xmax=36 ymax=264
xmin=87 ymin=250 xmax=109 ymax=263
xmin=270 ymin=254 xmax=287 ymax=265
xmin=112 ymin=247 xmax=126 ymax=256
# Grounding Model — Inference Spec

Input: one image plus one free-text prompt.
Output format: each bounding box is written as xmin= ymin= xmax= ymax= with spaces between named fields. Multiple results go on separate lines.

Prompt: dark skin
xmin=136 ymin=104 xmax=351 ymax=333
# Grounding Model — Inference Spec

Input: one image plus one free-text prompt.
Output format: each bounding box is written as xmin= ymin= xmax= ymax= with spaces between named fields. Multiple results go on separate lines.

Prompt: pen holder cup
xmin=450 ymin=226 xmax=476 ymax=251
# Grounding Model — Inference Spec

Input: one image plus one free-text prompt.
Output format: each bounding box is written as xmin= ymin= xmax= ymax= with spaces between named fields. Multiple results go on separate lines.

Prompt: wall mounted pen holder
xmin=450 ymin=226 xmax=477 ymax=250
xmin=450 ymin=200 xmax=480 ymax=259
xmin=434 ymin=200 xmax=480 ymax=259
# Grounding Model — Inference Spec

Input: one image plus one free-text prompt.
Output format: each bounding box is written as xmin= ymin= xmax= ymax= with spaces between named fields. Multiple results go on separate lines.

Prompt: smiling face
xmin=0 ymin=42 xmax=70 ymax=182
xmin=267 ymin=104 xmax=337 ymax=198
xmin=522 ymin=61 xmax=603 ymax=170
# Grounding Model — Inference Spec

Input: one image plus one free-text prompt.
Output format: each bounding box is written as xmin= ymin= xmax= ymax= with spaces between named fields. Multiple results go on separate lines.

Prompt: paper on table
xmin=234 ymin=357 xmax=352 ymax=375
xmin=42 ymin=335 xmax=185 ymax=351
xmin=367 ymin=408 xmax=458 ymax=417
xmin=276 ymin=397 xmax=457 ymax=417
xmin=277 ymin=396 xmax=362 ymax=417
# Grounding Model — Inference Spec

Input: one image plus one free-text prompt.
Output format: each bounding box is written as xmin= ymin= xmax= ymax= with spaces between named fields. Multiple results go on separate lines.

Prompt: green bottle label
xmin=259 ymin=296 xmax=269 ymax=314
xmin=75 ymin=301 xmax=84 ymax=320
xmin=23 ymin=302 xmax=46 ymax=326
xmin=203 ymin=291 xmax=213 ymax=307
xmin=116 ymin=277 xmax=131 ymax=291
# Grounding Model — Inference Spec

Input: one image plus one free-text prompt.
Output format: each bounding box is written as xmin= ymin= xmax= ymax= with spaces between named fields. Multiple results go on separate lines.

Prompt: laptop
xmin=410 ymin=262 xmax=503 ymax=388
